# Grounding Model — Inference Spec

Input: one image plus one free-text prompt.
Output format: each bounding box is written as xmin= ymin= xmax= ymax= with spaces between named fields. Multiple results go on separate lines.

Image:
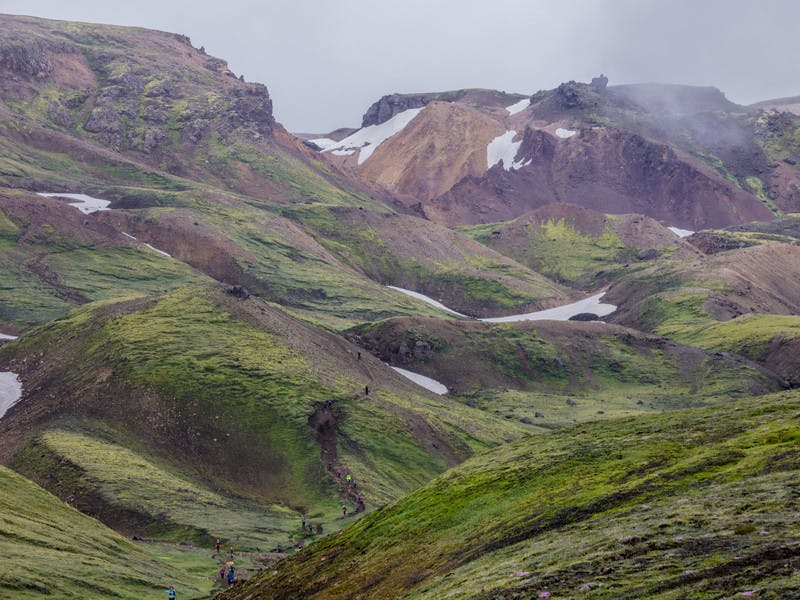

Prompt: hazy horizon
xmin=1 ymin=0 xmax=798 ymax=132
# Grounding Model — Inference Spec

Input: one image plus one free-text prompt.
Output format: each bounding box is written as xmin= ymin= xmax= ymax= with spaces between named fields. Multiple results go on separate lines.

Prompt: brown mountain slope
xmin=314 ymin=81 xmax=797 ymax=228
xmin=359 ymin=102 xmax=504 ymax=201
xmin=427 ymin=125 xmax=774 ymax=227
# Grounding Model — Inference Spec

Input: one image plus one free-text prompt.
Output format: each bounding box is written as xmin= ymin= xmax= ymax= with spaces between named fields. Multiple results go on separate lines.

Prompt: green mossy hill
xmin=689 ymin=213 xmax=800 ymax=254
xmin=658 ymin=313 xmax=800 ymax=387
xmin=281 ymin=205 xmax=570 ymax=318
xmin=458 ymin=205 xmax=698 ymax=288
xmin=349 ymin=317 xmax=780 ymax=426
xmin=223 ymin=389 xmax=800 ymax=600
xmin=0 ymin=192 xmax=207 ymax=329
xmin=606 ymin=243 xmax=800 ymax=336
xmin=0 ymin=465 xmax=215 ymax=599
xmin=12 ymin=428 xmax=300 ymax=550
xmin=0 ymin=14 xmax=379 ymax=205
xmin=0 ymin=285 xmax=525 ymax=520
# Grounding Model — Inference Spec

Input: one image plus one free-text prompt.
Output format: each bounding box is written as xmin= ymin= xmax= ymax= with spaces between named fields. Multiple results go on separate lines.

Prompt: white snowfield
xmin=0 ymin=371 xmax=22 ymax=420
xmin=390 ymin=366 xmax=448 ymax=395
xmin=322 ymin=108 xmax=424 ymax=165
xmin=37 ymin=192 xmax=112 ymax=214
xmin=487 ymin=130 xmax=528 ymax=171
xmin=331 ymin=149 xmax=355 ymax=156
xmin=122 ymin=232 xmax=172 ymax=258
xmin=668 ymin=226 xmax=695 ymax=238
xmin=505 ymin=98 xmax=530 ymax=115
xmin=387 ymin=286 xmax=616 ymax=322
xmin=481 ymin=293 xmax=617 ymax=323
xmin=387 ymin=286 xmax=469 ymax=317
xmin=307 ymin=137 xmax=338 ymax=150
xmin=555 ymin=128 xmax=577 ymax=139
xmin=0 ymin=333 xmax=17 ymax=341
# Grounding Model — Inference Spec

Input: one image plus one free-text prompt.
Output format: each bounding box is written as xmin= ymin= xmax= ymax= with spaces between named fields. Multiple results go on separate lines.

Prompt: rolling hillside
xmin=1 ymin=12 xmax=799 ymax=599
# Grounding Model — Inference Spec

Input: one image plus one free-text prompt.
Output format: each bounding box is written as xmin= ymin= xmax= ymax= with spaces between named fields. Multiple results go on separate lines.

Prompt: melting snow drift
xmin=0 ymin=333 xmax=17 ymax=341
xmin=37 ymin=192 xmax=112 ymax=214
xmin=668 ymin=226 xmax=695 ymax=238
xmin=322 ymin=108 xmax=423 ymax=165
xmin=481 ymin=293 xmax=617 ymax=323
xmin=122 ymin=233 xmax=171 ymax=257
xmin=391 ymin=366 xmax=448 ymax=395
xmin=487 ymin=131 xmax=528 ymax=171
xmin=0 ymin=372 xmax=22 ymax=419
xmin=388 ymin=286 xmax=469 ymax=317
xmin=555 ymin=128 xmax=577 ymax=139
xmin=505 ymin=98 xmax=530 ymax=115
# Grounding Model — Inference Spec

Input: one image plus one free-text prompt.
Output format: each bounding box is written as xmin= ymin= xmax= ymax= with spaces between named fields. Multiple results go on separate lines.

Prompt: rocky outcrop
xmin=0 ymin=39 xmax=75 ymax=77
xmin=361 ymin=93 xmax=446 ymax=128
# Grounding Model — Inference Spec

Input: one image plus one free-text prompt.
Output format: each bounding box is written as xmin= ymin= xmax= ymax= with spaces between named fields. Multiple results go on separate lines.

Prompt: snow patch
xmin=143 ymin=243 xmax=171 ymax=258
xmin=555 ymin=128 xmax=576 ymax=139
xmin=37 ymin=192 xmax=111 ymax=214
xmin=487 ymin=131 xmax=526 ymax=171
xmin=122 ymin=233 xmax=172 ymax=257
xmin=505 ymin=98 xmax=530 ymax=115
xmin=308 ymin=137 xmax=337 ymax=150
xmin=331 ymin=149 xmax=355 ymax=156
xmin=323 ymin=108 xmax=424 ymax=165
xmin=0 ymin=372 xmax=22 ymax=419
xmin=388 ymin=286 xmax=469 ymax=317
xmin=0 ymin=333 xmax=17 ymax=341
xmin=481 ymin=293 xmax=617 ymax=323
xmin=390 ymin=366 xmax=448 ymax=395
xmin=668 ymin=226 xmax=695 ymax=238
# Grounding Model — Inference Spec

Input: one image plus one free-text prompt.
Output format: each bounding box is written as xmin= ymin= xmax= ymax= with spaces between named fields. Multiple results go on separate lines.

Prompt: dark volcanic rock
xmin=636 ymin=248 xmax=662 ymax=261
xmin=362 ymin=94 xmax=430 ymax=127
xmin=568 ymin=313 xmax=600 ymax=321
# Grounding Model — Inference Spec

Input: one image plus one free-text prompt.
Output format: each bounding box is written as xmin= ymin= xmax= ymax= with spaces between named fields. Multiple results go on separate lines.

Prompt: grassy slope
xmin=349 ymin=317 xmax=780 ymax=427
xmin=0 ymin=465 xmax=216 ymax=599
xmin=459 ymin=215 xmax=638 ymax=287
xmin=225 ymin=389 xmax=800 ymax=600
xmin=1 ymin=286 xmax=526 ymax=539
xmin=0 ymin=196 xmax=208 ymax=328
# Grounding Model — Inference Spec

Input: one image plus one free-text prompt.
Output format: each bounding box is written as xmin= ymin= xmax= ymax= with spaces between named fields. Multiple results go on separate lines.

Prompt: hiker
xmin=336 ymin=468 xmax=341 ymax=478
xmin=229 ymin=547 xmax=235 ymax=560
xmin=165 ymin=585 xmax=176 ymax=599
xmin=218 ymin=566 xmax=226 ymax=580
xmin=345 ymin=473 xmax=351 ymax=484
xmin=215 ymin=538 xmax=221 ymax=553
xmin=277 ymin=543 xmax=283 ymax=553
xmin=357 ymin=351 xmax=361 ymax=360
xmin=342 ymin=504 xmax=347 ymax=517
xmin=365 ymin=385 xmax=369 ymax=395
xmin=308 ymin=523 xmax=314 ymax=534
xmin=227 ymin=565 xmax=236 ymax=586
xmin=302 ymin=516 xmax=306 ymax=530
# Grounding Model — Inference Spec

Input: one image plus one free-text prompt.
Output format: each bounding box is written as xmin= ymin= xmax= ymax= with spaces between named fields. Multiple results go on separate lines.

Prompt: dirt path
xmin=308 ymin=401 xmax=365 ymax=513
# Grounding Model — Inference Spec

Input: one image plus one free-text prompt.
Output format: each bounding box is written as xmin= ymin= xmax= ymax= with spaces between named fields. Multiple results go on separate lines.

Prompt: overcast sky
xmin=2 ymin=0 xmax=799 ymax=132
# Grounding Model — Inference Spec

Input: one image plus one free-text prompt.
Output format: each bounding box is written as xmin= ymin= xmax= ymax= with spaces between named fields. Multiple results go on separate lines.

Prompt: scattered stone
xmin=637 ymin=248 xmax=661 ymax=261
xmin=534 ymin=411 xmax=544 ymax=418
xmin=566 ymin=398 xmax=576 ymax=406
xmin=225 ymin=285 xmax=250 ymax=299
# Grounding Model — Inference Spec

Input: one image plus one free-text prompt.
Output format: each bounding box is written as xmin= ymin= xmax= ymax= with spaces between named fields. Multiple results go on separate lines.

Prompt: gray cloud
xmin=1 ymin=0 xmax=798 ymax=131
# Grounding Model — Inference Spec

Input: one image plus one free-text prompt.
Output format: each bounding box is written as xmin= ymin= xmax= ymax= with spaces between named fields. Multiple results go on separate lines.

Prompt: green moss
xmin=0 ymin=465 xmax=215 ymax=599
xmin=236 ymin=390 xmax=800 ymax=599
xmin=746 ymin=176 xmax=783 ymax=217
